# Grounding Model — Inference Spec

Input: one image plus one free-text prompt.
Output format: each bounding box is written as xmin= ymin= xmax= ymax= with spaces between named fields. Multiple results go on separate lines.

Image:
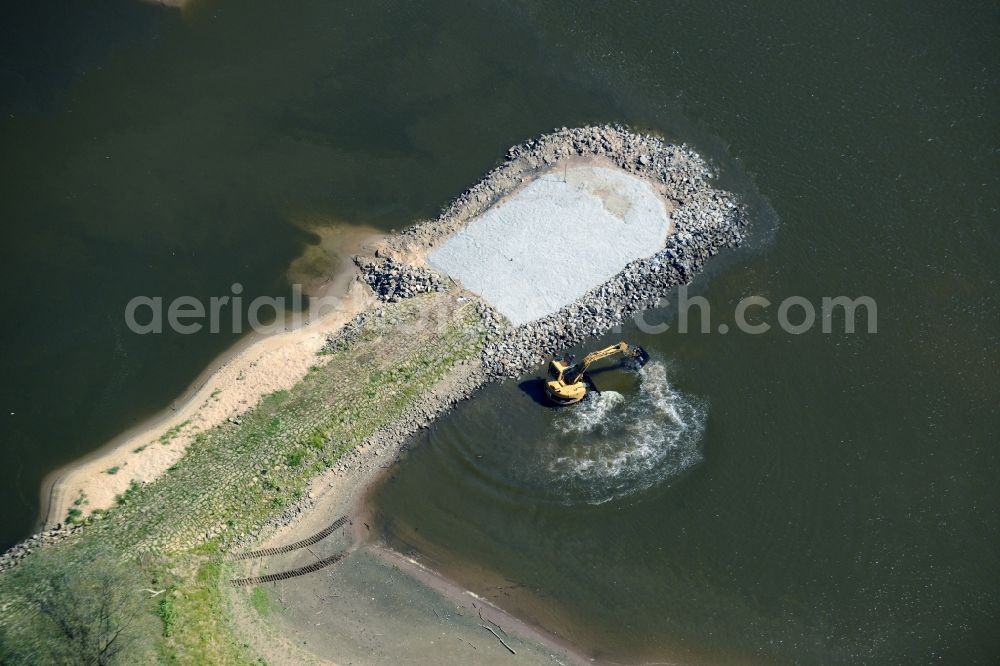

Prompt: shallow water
xmin=2 ymin=0 xmax=998 ymax=662
xmin=544 ymin=361 xmax=707 ymax=505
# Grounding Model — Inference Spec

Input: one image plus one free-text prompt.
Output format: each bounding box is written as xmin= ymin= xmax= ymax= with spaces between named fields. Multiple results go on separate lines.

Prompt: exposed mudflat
xmin=228 ymin=429 xmax=580 ymax=665
xmin=236 ymin=548 xmax=575 ymax=665
xmin=428 ymin=165 xmax=672 ymax=325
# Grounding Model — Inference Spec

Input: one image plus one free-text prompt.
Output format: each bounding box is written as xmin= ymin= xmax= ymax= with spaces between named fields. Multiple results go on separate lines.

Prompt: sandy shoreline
xmin=42 ymin=226 xmax=383 ymax=528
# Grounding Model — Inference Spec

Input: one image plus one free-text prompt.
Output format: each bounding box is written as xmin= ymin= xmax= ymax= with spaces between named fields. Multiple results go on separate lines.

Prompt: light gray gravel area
xmin=428 ymin=165 xmax=671 ymax=325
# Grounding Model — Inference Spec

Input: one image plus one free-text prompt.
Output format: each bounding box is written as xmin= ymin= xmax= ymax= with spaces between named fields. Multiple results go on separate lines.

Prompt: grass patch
xmin=151 ymin=553 xmax=255 ymax=664
xmin=306 ymin=429 xmax=327 ymax=450
xmin=261 ymin=390 xmax=289 ymax=409
xmin=265 ymin=416 xmax=283 ymax=436
xmin=114 ymin=480 xmax=142 ymax=507
xmin=159 ymin=420 xmax=190 ymax=445
xmin=157 ymin=596 xmax=178 ymax=637
xmin=249 ymin=587 xmax=269 ymax=617
xmin=105 ymin=466 xmax=120 ymax=475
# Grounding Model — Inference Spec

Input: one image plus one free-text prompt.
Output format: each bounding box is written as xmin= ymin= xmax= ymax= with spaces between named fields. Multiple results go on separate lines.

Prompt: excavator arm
xmin=565 ymin=342 xmax=645 ymax=385
xmin=576 ymin=342 xmax=633 ymax=379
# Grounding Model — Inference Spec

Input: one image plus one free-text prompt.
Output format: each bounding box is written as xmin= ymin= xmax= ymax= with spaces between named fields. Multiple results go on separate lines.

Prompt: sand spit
xmin=38 ymin=228 xmax=380 ymax=532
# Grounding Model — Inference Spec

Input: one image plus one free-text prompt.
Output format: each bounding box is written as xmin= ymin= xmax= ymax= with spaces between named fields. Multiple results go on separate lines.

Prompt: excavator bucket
xmin=632 ymin=346 xmax=651 ymax=367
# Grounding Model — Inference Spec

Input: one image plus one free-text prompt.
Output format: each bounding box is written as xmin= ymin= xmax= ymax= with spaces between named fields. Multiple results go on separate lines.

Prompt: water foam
xmin=547 ymin=361 xmax=706 ymax=504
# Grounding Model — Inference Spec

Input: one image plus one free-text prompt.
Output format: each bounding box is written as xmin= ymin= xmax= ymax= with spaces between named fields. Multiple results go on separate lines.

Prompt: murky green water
xmin=2 ymin=1 xmax=997 ymax=662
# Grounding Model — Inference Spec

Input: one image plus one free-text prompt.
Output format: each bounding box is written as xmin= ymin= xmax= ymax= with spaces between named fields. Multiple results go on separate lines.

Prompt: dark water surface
xmin=2 ymin=1 xmax=997 ymax=663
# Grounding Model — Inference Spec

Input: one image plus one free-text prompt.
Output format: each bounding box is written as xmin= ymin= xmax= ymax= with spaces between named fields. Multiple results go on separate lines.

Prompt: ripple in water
xmin=545 ymin=361 xmax=706 ymax=504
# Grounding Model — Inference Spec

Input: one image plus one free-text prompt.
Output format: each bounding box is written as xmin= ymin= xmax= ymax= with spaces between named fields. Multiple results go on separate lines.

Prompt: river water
xmin=2 ymin=1 xmax=997 ymax=662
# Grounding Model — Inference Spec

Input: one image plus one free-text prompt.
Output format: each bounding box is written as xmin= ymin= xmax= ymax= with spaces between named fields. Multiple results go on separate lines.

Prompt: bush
xmin=0 ymin=540 xmax=148 ymax=665
xmin=157 ymin=597 xmax=177 ymax=638
xmin=306 ymin=429 xmax=327 ymax=450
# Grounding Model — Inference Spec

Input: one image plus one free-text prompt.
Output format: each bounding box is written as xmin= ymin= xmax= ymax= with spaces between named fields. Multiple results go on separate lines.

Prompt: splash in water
xmin=547 ymin=361 xmax=706 ymax=504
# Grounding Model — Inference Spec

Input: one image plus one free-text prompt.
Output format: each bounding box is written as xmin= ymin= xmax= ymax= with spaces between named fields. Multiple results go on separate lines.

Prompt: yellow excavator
xmin=544 ymin=341 xmax=650 ymax=405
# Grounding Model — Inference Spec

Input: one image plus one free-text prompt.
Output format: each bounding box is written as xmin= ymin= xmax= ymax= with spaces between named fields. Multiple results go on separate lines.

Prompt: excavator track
xmin=230 ymin=550 xmax=348 ymax=587
xmin=226 ymin=515 xmax=350 ymax=561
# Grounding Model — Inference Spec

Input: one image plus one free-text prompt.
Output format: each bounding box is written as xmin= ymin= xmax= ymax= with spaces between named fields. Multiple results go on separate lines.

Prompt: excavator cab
xmin=544 ymin=342 xmax=649 ymax=406
xmin=545 ymin=358 xmax=590 ymax=405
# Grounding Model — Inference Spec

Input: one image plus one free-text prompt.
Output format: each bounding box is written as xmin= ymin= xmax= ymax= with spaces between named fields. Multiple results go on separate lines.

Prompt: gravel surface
xmin=428 ymin=165 xmax=671 ymax=325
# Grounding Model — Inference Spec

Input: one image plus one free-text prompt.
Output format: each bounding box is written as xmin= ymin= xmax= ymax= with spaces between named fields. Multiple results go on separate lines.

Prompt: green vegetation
xmin=157 ymin=597 xmax=178 ymax=637
xmin=89 ymin=296 xmax=483 ymax=555
xmin=264 ymin=390 xmax=289 ymax=405
xmin=306 ymin=428 xmax=327 ymax=449
xmin=249 ymin=587 xmax=270 ymax=617
xmin=105 ymin=466 xmax=120 ymax=475
xmin=285 ymin=448 xmax=306 ymax=466
xmin=0 ymin=294 xmax=484 ymax=664
xmin=150 ymin=549 xmax=256 ymax=664
xmin=114 ymin=480 xmax=143 ymax=507
xmin=0 ymin=538 xmax=155 ymax=664
xmin=133 ymin=444 xmax=148 ymax=453
xmin=159 ymin=420 xmax=190 ymax=445
xmin=66 ymin=491 xmax=88 ymax=523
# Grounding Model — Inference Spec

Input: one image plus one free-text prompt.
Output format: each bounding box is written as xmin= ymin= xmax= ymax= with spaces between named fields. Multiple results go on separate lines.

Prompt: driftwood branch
xmin=479 ymin=607 xmax=508 ymax=636
xmin=481 ymin=624 xmax=516 ymax=655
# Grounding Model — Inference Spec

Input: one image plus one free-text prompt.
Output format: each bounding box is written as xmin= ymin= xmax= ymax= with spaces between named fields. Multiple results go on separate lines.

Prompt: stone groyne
xmin=361 ymin=123 xmax=747 ymax=377
xmin=2 ymin=125 xmax=746 ymax=571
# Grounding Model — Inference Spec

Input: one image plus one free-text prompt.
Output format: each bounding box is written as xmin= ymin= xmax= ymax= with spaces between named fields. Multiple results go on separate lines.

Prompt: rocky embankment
xmin=0 ymin=524 xmax=84 ymax=572
xmin=360 ymin=124 xmax=747 ymax=376
xmin=354 ymin=256 xmax=446 ymax=302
